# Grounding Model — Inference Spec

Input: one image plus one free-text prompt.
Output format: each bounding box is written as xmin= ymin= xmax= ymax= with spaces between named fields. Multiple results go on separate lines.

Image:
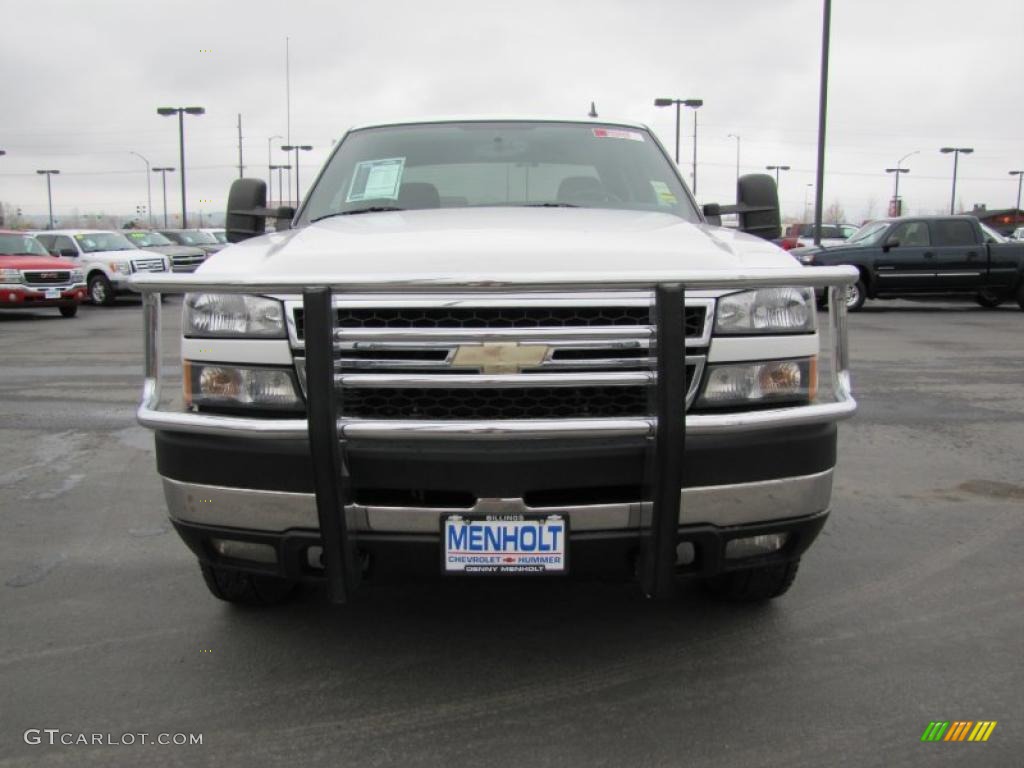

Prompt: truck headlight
xmin=697 ymin=358 xmax=816 ymax=408
xmin=715 ymin=287 xmax=815 ymax=334
xmin=71 ymin=269 xmax=85 ymax=283
xmin=183 ymin=293 xmax=286 ymax=338
xmin=110 ymin=262 xmax=131 ymax=275
xmin=185 ymin=362 xmax=302 ymax=410
xmin=0 ymin=269 xmax=24 ymax=284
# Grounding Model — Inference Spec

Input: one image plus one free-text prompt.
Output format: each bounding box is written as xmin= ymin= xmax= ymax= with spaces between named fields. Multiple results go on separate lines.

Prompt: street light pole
xmin=884 ymin=150 xmax=918 ymax=216
xmin=36 ymin=170 xmax=60 ymax=229
xmin=129 ymin=151 xmax=153 ymax=227
xmin=682 ymin=99 xmax=703 ymax=195
xmin=157 ymin=106 xmax=205 ymax=228
xmin=153 ymin=167 xmax=175 ymax=227
xmin=270 ymin=164 xmax=291 ymax=208
xmin=281 ymin=144 xmax=312 ymax=206
xmin=727 ymin=134 xmax=741 ymax=188
xmin=940 ymin=147 xmax=973 ymax=215
xmin=267 ymin=135 xmax=282 ymax=203
xmin=804 ymin=183 xmax=813 ymax=221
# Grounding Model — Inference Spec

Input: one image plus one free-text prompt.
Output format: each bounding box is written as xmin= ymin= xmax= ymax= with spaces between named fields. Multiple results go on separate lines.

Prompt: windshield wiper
xmin=522 ymin=202 xmax=579 ymax=208
xmin=311 ymin=207 xmax=405 ymax=222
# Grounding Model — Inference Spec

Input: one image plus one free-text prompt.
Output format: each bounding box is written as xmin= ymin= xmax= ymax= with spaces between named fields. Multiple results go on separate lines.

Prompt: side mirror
xmin=59 ymin=248 xmax=78 ymax=258
xmin=226 ymin=178 xmax=275 ymax=243
xmin=735 ymin=174 xmax=781 ymax=241
xmin=700 ymin=174 xmax=781 ymax=241
xmin=882 ymin=239 xmax=900 ymax=252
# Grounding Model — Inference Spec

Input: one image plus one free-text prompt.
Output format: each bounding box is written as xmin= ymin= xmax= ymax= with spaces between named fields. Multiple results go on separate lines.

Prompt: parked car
xmin=157 ymin=229 xmax=225 ymax=256
xmin=796 ymin=216 xmax=1024 ymax=310
xmin=33 ymin=229 xmax=168 ymax=305
xmin=0 ymin=230 xmax=86 ymax=317
xmin=124 ymin=230 xmax=207 ymax=272
xmin=129 ymin=116 xmax=859 ymax=607
xmin=199 ymin=228 xmax=227 ymax=244
xmin=776 ymin=223 xmax=856 ymax=251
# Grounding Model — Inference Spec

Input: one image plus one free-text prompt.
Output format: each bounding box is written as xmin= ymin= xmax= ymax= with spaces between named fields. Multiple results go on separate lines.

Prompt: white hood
xmin=200 ymin=207 xmax=797 ymax=282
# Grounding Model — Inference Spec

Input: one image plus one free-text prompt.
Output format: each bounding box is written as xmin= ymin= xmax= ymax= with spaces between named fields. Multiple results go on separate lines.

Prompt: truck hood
xmin=0 ymin=254 xmax=79 ymax=270
xmin=138 ymin=244 xmax=206 ymax=258
xmin=201 ymin=208 xmax=798 ymax=281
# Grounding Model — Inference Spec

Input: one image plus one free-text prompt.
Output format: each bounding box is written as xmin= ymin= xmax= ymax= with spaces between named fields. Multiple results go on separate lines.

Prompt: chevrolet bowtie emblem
xmin=450 ymin=342 xmax=549 ymax=374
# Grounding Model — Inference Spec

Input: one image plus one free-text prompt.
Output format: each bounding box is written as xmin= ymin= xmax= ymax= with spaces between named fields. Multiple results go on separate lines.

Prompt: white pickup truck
xmin=131 ymin=118 xmax=857 ymax=607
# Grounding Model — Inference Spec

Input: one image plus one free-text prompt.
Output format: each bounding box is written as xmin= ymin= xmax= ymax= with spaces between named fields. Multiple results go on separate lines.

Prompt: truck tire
xmin=59 ymin=304 xmax=78 ymax=318
xmin=703 ymin=559 xmax=800 ymax=602
xmin=975 ymin=290 xmax=1005 ymax=308
xmin=199 ymin=561 xmax=296 ymax=606
xmin=844 ymin=279 xmax=866 ymax=312
xmin=88 ymin=274 xmax=115 ymax=306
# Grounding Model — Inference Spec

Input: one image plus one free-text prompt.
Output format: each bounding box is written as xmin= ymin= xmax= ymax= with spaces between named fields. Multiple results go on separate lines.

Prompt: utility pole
xmin=812 ymin=0 xmax=832 ymax=246
xmin=237 ymin=114 xmax=245 ymax=178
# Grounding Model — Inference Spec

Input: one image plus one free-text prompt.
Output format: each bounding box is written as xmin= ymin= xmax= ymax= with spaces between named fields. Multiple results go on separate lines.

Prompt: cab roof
xmin=346 ymin=115 xmax=650 ymax=132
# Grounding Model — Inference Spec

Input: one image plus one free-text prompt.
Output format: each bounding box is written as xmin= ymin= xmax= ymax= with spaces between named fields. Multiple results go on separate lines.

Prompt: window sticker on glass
xmin=346 ymin=157 xmax=406 ymax=202
xmin=650 ymin=180 xmax=677 ymax=205
xmin=592 ymin=128 xmax=644 ymax=141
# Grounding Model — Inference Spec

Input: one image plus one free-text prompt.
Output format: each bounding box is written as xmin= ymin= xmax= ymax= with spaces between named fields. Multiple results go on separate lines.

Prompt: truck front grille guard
xmin=133 ymin=267 xmax=858 ymax=603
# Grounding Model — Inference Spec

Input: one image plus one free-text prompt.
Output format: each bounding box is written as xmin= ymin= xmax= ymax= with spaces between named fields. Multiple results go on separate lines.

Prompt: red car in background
xmin=0 ymin=230 xmax=87 ymax=317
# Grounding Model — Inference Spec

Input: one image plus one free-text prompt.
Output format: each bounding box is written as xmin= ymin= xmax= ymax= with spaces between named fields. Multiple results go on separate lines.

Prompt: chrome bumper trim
xmin=162 ymin=469 xmax=833 ymax=534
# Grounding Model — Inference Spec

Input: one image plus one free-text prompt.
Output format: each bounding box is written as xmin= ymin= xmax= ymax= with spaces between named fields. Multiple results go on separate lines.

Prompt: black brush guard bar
xmin=132 ymin=266 xmax=857 ymax=603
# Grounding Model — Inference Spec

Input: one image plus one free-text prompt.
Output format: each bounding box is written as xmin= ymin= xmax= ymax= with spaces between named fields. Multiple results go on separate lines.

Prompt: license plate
xmin=442 ymin=514 xmax=568 ymax=574
xmin=44 ymin=288 xmax=60 ymax=299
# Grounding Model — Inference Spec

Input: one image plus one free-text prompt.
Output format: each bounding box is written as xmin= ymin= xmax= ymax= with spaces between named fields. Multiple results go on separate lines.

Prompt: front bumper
xmin=171 ymin=510 xmax=829 ymax=583
xmin=0 ymin=284 xmax=86 ymax=306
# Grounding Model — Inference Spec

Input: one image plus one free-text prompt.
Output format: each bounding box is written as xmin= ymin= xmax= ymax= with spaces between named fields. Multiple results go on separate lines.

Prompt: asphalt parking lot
xmin=1 ymin=296 xmax=1021 ymax=767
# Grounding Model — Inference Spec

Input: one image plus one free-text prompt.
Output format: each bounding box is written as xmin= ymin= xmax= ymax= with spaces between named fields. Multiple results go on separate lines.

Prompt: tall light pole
xmin=153 ymin=167 xmax=175 ymax=227
xmin=281 ymin=144 xmax=312 ymax=206
xmin=804 ymin=183 xmax=813 ymax=221
xmin=726 ymin=134 xmax=741 ymax=189
xmin=884 ymin=150 xmax=918 ymax=216
xmin=157 ymin=106 xmax=205 ymax=228
xmin=654 ymin=97 xmax=702 ymax=176
xmin=129 ymin=151 xmax=153 ymax=227
xmin=267 ymin=135 xmax=282 ymax=203
xmin=270 ymin=164 xmax=291 ymax=207
xmin=1009 ymin=170 xmax=1023 ymax=229
xmin=683 ymin=99 xmax=703 ymax=195
xmin=940 ymin=147 xmax=973 ymax=215
xmin=766 ymin=164 xmax=790 ymax=189
xmin=36 ymin=170 xmax=60 ymax=229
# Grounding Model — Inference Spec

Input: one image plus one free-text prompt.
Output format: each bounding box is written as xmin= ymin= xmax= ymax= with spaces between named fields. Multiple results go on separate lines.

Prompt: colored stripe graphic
xmin=921 ymin=721 xmax=996 ymax=742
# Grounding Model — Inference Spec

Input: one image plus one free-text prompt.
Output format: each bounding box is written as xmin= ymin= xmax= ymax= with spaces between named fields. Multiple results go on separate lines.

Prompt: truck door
xmin=875 ymin=220 xmax=934 ymax=293
xmin=928 ymin=219 xmax=984 ymax=289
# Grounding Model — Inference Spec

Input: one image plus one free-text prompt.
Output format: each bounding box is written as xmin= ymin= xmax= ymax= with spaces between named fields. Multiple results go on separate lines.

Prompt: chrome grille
xmin=171 ymin=255 xmax=205 ymax=273
xmin=23 ymin=270 xmax=71 ymax=285
xmin=286 ymin=293 xmax=712 ymax=421
xmin=132 ymin=257 xmax=166 ymax=273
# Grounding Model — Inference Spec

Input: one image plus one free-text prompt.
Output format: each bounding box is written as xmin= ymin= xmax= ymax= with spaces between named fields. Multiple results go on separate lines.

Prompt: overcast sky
xmin=1 ymin=0 xmax=1022 ymax=225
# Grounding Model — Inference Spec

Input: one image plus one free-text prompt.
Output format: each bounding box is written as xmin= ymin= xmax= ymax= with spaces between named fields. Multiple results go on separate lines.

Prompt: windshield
xmin=846 ymin=221 xmax=890 ymax=245
xmin=74 ymin=232 xmax=136 ymax=252
xmin=126 ymin=231 xmax=173 ymax=247
xmin=166 ymin=230 xmax=218 ymax=245
xmin=208 ymin=230 xmax=227 ymax=243
xmin=298 ymin=121 xmax=699 ymax=225
xmin=978 ymin=223 xmax=1006 ymax=243
xmin=0 ymin=233 xmax=51 ymax=257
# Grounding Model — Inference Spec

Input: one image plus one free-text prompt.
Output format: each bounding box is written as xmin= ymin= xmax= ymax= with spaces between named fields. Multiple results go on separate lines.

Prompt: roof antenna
xmin=588 ymin=101 xmax=598 ymax=119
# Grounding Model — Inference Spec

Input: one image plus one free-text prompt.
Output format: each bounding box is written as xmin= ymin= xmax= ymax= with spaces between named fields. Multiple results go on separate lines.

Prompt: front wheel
xmin=199 ymin=561 xmax=296 ymax=606
xmin=703 ymin=559 xmax=801 ymax=602
xmin=59 ymin=304 xmax=78 ymax=318
xmin=975 ymin=290 xmax=1005 ymax=309
xmin=88 ymin=274 xmax=115 ymax=306
xmin=844 ymin=279 xmax=866 ymax=312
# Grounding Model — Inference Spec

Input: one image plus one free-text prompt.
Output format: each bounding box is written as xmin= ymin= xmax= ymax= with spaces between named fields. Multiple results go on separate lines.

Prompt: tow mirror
xmin=59 ymin=248 xmax=78 ymax=258
xmin=700 ymin=174 xmax=781 ymax=241
xmin=226 ymin=179 xmax=295 ymax=243
xmin=882 ymin=239 xmax=900 ymax=252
